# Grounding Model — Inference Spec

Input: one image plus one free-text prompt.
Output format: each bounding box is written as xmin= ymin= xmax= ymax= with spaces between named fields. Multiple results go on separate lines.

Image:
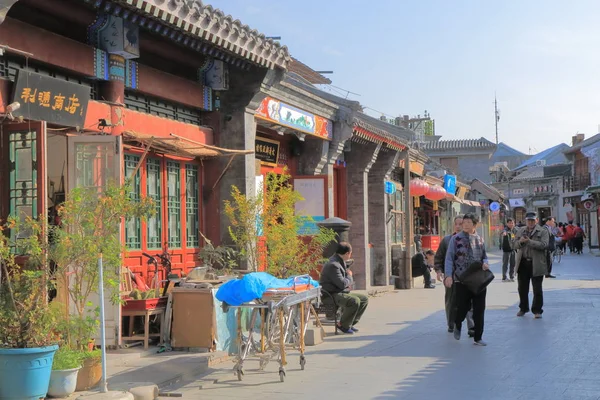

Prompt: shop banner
xmin=255 ymin=137 xmax=280 ymax=165
xmin=11 ymin=70 xmax=90 ymax=128
xmin=256 ymin=97 xmax=332 ymax=140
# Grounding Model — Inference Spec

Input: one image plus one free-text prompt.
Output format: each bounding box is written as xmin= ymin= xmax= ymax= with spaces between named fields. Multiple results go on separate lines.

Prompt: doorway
xmin=538 ymin=207 xmax=551 ymax=221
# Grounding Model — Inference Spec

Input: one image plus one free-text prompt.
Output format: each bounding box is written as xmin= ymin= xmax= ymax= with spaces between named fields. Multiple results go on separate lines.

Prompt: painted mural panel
xmin=256 ymin=97 xmax=332 ymax=140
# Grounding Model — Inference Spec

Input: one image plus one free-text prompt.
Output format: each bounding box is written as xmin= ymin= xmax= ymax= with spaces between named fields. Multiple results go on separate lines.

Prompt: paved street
xmin=165 ymin=250 xmax=600 ymax=400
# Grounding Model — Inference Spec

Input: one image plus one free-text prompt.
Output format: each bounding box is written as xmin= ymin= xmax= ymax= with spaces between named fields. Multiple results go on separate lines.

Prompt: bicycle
xmin=552 ymin=247 xmax=563 ymax=264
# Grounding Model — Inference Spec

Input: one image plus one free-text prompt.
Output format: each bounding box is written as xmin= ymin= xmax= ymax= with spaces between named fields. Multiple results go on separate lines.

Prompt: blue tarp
xmin=215 ymin=272 xmax=319 ymax=307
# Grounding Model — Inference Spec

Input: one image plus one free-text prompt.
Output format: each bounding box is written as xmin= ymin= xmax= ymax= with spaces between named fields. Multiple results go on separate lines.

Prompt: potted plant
xmin=49 ymin=182 xmax=154 ymax=389
xmin=197 ymin=231 xmax=239 ymax=280
xmin=0 ymin=216 xmax=60 ymax=400
xmin=54 ymin=310 xmax=102 ymax=391
xmin=47 ymin=347 xmax=82 ymax=398
xmin=76 ymin=348 xmax=102 ymax=391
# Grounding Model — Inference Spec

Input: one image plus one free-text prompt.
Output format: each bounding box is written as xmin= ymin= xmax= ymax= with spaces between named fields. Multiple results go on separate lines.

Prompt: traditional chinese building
xmin=0 ymin=0 xmax=289 ymax=346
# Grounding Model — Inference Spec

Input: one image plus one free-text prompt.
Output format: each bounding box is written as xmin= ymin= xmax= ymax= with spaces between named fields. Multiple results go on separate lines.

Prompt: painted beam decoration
xmin=256 ymin=97 xmax=332 ymax=140
xmin=11 ymin=70 xmax=90 ymax=128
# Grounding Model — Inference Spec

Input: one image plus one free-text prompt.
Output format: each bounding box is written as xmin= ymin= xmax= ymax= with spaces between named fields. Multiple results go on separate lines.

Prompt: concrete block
xmin=111 ymin=382 xmax=158 ymax=400
xmin=77 ymin=391 xmax=134 ymax=400
xmin=128 ymin=385 xmax=159 ymax=400
xmin=304 ymin=326 xmax=324 ymax=346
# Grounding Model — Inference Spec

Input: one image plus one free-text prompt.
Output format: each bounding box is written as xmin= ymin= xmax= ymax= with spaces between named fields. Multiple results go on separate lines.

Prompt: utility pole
xmin=494 ymin=94 xmax=500 ymax=145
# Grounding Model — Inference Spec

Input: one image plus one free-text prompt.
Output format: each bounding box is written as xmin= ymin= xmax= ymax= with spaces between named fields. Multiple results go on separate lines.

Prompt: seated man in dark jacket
xmin=412 ymin=249 xmax=436 ymax=289
xmin=319 ymin=242 xmax=368 ymax=334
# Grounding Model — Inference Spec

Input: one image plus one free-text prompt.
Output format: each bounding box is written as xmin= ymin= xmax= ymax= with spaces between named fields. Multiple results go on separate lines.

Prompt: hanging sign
xmin=255 ymin=137 xmax=280 ymax=165
xmin=384 ymin=181 xmax=397 ymax=195
xmin=443 ymin=174 xmax=457 ymax=194
xmin=489 ymin=201 xmax=500 ymax=212
xmin=11 ymin=70 xmax=90 ymax=128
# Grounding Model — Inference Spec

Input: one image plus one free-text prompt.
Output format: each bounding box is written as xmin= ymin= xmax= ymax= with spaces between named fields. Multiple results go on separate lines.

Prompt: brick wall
xmin=345 ymin=141 xmax=380 ymax=289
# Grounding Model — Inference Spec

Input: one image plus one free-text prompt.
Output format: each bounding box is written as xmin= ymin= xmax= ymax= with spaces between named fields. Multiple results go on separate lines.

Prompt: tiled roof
xmin=494 ymin=142 xmax=527 ymax=157
xmin=515 ymin=143 xmax=570 ymax=170
xmin=424 ymin=137 xmax=496 ymax=151
xmin=353 ymin=113 xmax=411 ymax=151
xmin=512 ymin=166 xmax=544 ymax=181
xmin=93 ymin=0 xmax=290 ymax=69
xmin=288 ymin=58 xmax=331 ymax=85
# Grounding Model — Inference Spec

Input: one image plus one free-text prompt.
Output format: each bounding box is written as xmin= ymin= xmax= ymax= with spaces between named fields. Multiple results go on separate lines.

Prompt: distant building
xmin=563 ymin=133 xmax=600 ymax=248
xmin=491 ymin=142 xmax=530 ymax=170
xmin=423 ymin=137 xmax=497 ymax=183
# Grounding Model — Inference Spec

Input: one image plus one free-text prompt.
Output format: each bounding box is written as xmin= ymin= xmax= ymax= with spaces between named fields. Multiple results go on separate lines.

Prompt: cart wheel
xmin=300 ymin=355 xmax=306 ymax=370
xmin=236 ymin=368 xmax=244 ymax=381
xmin=279 ymin=368 xmax=286 ymax=382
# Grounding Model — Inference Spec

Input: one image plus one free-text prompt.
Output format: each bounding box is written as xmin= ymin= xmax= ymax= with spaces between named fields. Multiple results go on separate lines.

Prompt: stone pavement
xmin=156 ymin=249 xmax=600 ymax=400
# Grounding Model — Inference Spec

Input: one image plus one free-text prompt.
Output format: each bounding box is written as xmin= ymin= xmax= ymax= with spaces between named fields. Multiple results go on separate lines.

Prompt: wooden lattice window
xmin=185 ymin=164 xmax=199 ymax=248
xmin=124 ymin=154 xmax=141 ymax=249
xmin=167 ymin=161 xmax=181 ymax=248
xmin=146 ymin=158 xmax=162 ymax=249
xmin=9 ymin=131 xmax=37 ymax=223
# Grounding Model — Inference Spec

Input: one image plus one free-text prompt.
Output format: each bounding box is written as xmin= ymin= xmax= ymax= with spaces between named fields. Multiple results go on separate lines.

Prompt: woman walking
xmin=444 ymin=213 xmax=490 ymax=346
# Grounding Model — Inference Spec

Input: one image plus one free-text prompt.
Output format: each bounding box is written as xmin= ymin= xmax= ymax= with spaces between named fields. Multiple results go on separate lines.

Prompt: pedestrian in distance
xmin=500 ymin=218 xmax=517 ymax=282
xmin=513 ymin=212 xmax=549 ymax=319
xmin=444 ymin=213 xmax=490 ymax=346
xmin=434 ymin=215 xmax=474 ymax=336
xmin=542 ymin=216 xmax=557 ymax=278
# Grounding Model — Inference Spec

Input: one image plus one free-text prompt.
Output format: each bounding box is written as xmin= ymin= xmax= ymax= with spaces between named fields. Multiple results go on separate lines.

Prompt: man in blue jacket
xmin=320 ymin=242 xmax=368 ymax=334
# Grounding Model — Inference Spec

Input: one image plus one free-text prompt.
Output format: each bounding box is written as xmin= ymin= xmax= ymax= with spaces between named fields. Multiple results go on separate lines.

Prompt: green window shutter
xmin=185 ymin=164 xmax=199 ymax=248
xmin=124 ymin=154 xmax=141 ymax=249
xmin=167 ymin=161 xmax=181 ymax=248
xmin=146 ymin=158 xmax=162 ymax=249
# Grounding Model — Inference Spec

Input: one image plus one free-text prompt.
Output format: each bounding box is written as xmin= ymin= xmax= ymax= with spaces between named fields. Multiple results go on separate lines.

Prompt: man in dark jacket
xmin=514 ymin=212 xmax=549 ymax=318
xmin=500 ymin=218 xmax=517 ymax=281
xmin=435 ymin=215 xmax=474 ymax=335
xmin=411 ymin=249 xmax=436 ymax=289
xmin=319 ymin=242 xmax=368 ymax=334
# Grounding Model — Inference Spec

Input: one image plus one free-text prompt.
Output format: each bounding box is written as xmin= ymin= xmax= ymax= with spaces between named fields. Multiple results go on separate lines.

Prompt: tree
xmin=224 ymin=170 xmax=335 ymax=278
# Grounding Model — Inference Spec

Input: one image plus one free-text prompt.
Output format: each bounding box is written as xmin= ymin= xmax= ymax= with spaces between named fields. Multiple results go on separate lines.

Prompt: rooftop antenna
xmin=494 ymin=93 xmax=500 ymax=145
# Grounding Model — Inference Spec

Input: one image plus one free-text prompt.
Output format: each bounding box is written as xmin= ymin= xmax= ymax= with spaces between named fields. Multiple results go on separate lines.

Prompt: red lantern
xmin=425 ymin=185 xmax=447 ymax=201
xmin=409 ymin=179 xmax=430 ymax=197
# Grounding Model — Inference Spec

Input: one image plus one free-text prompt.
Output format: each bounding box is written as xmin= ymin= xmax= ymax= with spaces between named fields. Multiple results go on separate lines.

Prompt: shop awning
xmin=123 ymin=131 xmax=253 ymax=159
xmin=470 ymin=179 xmax=503 ymax=202
xmin=509 ymin=198 xmax=526 ymax=208
xmin=464 ymin=200 xmax=481 ymax=207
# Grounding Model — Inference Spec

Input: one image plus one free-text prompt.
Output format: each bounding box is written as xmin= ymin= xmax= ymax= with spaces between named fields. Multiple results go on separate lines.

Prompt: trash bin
xmin=316 ymin=217 xmax=352 ymax=258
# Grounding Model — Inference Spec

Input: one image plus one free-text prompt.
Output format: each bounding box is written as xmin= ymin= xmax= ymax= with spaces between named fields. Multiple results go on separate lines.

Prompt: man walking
xmin=514 ymin=212 xmax=549 ymax=319
xmin=500 ymin=218 xmax=517 ymax=282
xmin=320 ymin=242 xmax=369 ymax=334
xmin=435 ymin=215 xmax=474 ymax=336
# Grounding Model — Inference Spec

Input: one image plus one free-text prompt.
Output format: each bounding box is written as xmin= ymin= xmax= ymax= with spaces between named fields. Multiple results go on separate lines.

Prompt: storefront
xmin=254 ymin=96 xmax=333 ymax=231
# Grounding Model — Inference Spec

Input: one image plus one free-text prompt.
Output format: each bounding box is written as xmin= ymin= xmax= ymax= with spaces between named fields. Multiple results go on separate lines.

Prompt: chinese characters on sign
xmin=255 ymin=137 xmax=280 ymax=165
xmin=11 ymin=70 xmax=90 ymax=128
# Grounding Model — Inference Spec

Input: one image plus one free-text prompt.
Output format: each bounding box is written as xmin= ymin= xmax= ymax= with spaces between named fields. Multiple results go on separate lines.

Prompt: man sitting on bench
xmin=412 ymin=249 xmax=436 ymax=289
xmin=319 ymin=242 xmax=368 ymax=335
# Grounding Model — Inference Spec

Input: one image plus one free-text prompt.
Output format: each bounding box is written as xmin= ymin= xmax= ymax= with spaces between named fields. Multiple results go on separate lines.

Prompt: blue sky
xmin=210 ymin=0 xmax=600 ymax=154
